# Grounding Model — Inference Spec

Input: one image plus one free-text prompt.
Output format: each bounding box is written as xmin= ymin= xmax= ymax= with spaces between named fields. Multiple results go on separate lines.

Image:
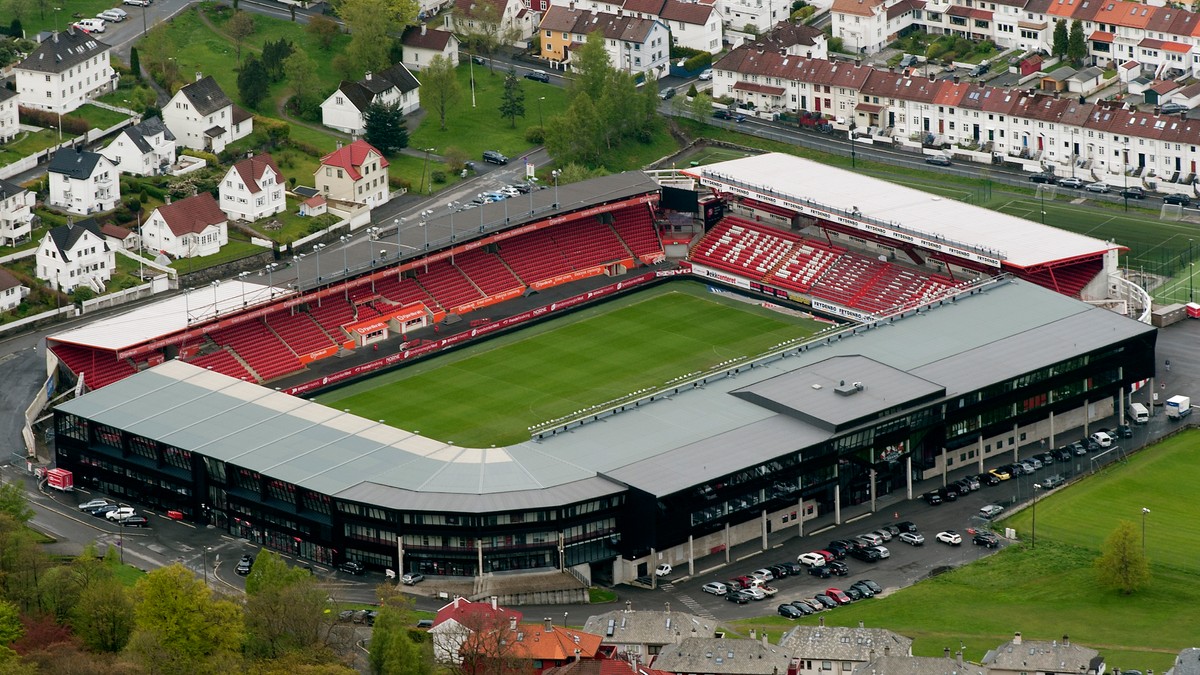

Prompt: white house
xmin=430 ymin=598 xmax=523 ymax=665
xmin=538 ymin=6 xmax=671 ymax=77
xmin=660 ymin=0 xmax=724 ymax=54
xmin=100 ymin=223 xmax=140 ymax=252
xmin=13 ymin=28 xmax=115 ymax=114
xmin=0 ymin=89 xmax=18 ymax=143
xmin=47 ymin=148 xmax=121 ymax=216
xmin=0 ymin=269 xmax=30 ymax=313
xmin=0 ymin=179 xmax=35 ymax=248
xmin=35 ymin=218 xmax=115 ymax=292
xmin=219 ymin=153 xmax=286 ymax=222
xmin=101 ymin=116 xmax=177 ymax=177
xmin=141 ymin=192 xmax=228 ymax=259
xmin=717 ymin=0 xmax=791 ymax=34
xmin=314 ymin=139 xmax=390 ymax=207
xmin=320 ymin=63 xmax=422 ymax=135
xmin=451 ymin=0 xmax=537 ymax=46
xmin=401 ymin=24 xmax=461 ymax=71
xmin=162 ymin=74 xmax=254 ymax=154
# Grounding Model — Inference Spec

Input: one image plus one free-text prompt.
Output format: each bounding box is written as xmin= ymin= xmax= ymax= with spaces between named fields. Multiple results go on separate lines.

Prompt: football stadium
xmin=50 ymin=154 xmax=1157 ymax=584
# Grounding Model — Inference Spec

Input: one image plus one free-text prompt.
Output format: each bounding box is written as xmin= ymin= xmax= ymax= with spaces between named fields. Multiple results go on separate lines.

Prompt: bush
xmin=683 ymin=53 xmax=711 ymax=72
xmin=670 ymin=45 xmax=705 ymax=60
xmin=287 ymin=139 xmax=324 ymax=158
xmin=792 ymin=5 xmax=816 ymax=21
xmin=182 ymin=148 xmax=220 ymax=165
xmin=525 ymin=126 xmax=545 ymax=144
xmin=388 ymin=175 xmax=411 ymax=191
xmin=430 ymin=170 xmax=447 ymax=184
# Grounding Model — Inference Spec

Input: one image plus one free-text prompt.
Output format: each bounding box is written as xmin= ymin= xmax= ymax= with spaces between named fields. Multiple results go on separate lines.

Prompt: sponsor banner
xmin=688 ymin=263 xmax=753 ymax=289
xmin=450 ymin=286 xmax=525 ymax=314
xmin=655 ymin=268 xmax=689 ymax=277
xmin=530 ymin=266 xmax=605 ymax=290
xmin=349 ymin=320 xmax=389 ymax=336
xmin=298 ymin=344 xmax=340 ymax=365
xmin=810 ymin=298 xmax=874 ymax=322
xmin=282 ymin=272 xmax=657 ymax=397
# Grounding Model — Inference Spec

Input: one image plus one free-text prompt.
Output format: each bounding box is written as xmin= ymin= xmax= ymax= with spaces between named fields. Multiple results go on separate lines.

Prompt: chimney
xmin=944 ymin=647 xmax=951 ymax=658
xmin=453 ymin=597 xmax=461 ymax=609
xmin=364 ymin=71 xmax=372 ymax=81
xmin=953 ymin=75 xmax=960 ymax=84
xmin=1063 ymin=635 xmax=1070 ymax=647
xmin=421 ymin=23 xmax=427 ymax=35
xmin=1013 ymin=632 xmax=1022 ymax=645
xmin=195 ymin=71 xmax=203 ymax=82
xmin=819 ymin=617 xmax=824 ymax=627
xmin=762 ymin=635 xmax=769 ymax=648
xmin=544 ymin=617 xmax=553 ymax=632
xmin=750 ymin=629 xmax=757 ymax=640
xmin=957 ymin=651 xmax=964 ymax=667
xmin=165 ymin=195 xmax=172 ymax=205
xmin=335 ymin=141 xmax=342 ymax=150
xmin=490 ymin=596 xmax=498 ymax=610
xmin=509 ymin=617 xmax=517 ymax=631
xmin=625 ymin=600 xmax=632 ymax=613
xmin=884 ymin=645 xmax=890 ymax=657
xmin=858 ymin=620 xmax=864 ymax=628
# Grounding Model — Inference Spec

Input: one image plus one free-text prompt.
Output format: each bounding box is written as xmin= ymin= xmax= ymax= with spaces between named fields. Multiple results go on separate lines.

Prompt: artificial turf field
xmin=733 ymin=430 xmax=1200 ymax=674
xmin=317 ymin=283 xmax=824 ymax=447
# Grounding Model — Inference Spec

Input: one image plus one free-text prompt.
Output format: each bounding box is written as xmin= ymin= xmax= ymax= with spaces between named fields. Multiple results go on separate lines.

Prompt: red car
xmin=730 ymin=575 xmax=755 ymax=590
xmin=825 ymin=588 xmax=852 ymax=605
xmin=815 ymin=550 xmax=837 ymax=563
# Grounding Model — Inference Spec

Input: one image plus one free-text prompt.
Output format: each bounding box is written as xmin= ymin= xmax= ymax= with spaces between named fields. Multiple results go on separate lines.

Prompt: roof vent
xmin=834 ymin=381 xmax=863 ymax=396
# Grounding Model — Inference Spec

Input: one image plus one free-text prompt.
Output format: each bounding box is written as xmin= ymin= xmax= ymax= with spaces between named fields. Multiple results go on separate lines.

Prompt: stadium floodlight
xmin=552 ymin=169 xmax=561 ymax=209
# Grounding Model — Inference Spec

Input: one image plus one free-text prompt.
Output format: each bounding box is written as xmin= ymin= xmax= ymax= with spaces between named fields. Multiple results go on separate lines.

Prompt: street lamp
xmin=421 ymin=147 xmax=436 ymax=194
xmin=1123 ymin=141 xmax=1130 ymax=212
xmin=183 ymin=286 xmax=191 ymax=325
xmin=210 ymin=280 xmax=220 ymax=319
xmin=538 ymin=96 xmax=545 ymax=128
xmin=202 ymin=546 xmax=211 ymax=586
xmin=1142 ymin=507 xmax=1150 ymax=555
xmin=261 ymin=262 xmax=278 ymax=298
xmin=292 ymin=254 xmax=304 ymax=292
xmin=552 ymin=169 xmax=561 ymax=209
xmin=849 ymin=118 xmax=857 ymax=169
xmin=312 ymin=243 xmax=326 ymax=282
xmin=1031 ymin=483 xmax=1042 ymax=549
xmin=237 ymin=271 xmax=249 ymax=306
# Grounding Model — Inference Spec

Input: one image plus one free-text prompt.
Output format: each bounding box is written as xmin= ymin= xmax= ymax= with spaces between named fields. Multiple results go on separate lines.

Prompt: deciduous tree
xmin=455 ymin=1 xmax=520 ymax=66
xmin=369 ymin=591 xmax=431 ymax=675
xmin=126 ymin=564 xmax=245 ymax=675
xmin=363 ymin=100 xmax=409 ymax=154
xmin=306 ymin=14 xmax=340 ymax=50
xmin=227 ymin=11 xmax=257 ymax=65
xmin=71 ymin=575 xmax=133 ymax=652
xmin=284 ymin=51 xmax=321 ymax=115
xmin=0 ymin=482 xmax=33 ymax=523
xmin=498 ymin=68 xmax=525 ymax=128
xmin=244 ymin=551 xmax=329 ymax=660
xmin=1095 ymin=520 xmax=1150 ymax=594
xmin=422 ymin=55 xmax=460 ymax=131
xmin=338 ymin=0 xmax=417 ymax=75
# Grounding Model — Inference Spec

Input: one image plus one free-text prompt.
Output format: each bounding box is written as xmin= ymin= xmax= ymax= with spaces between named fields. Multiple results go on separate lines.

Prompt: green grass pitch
xmin=317 ymin=284 xmax=824 ymax=447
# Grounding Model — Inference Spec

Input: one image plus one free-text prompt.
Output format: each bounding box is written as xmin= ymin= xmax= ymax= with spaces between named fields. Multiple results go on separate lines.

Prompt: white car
xmin=74 ymin=18 xmax=106 ymax=32
xmin=654 ymin=563 xmax=672 ymax=577
xmin=123 ymin=0 xmax=151 ymax=5
xmin=699 ymin=69 xmax=713 ymax=80
xmin=935 ymin=531 xmax=962 ymax=546
xmin=702 ymin=581 xmax=728 ymax=595
xmin=898 ymin=532 xmax=925 ymax=546
xmin=798 ymin=552 xmax=827 ymax=567
xmin=751 ymin=568 xmax=775 ymax=582
xmin=857 ymin=533 xmax=884 ymax=547
xmin=979 ymin=504 xmax=1005 ymax=519
xmin=98 ymin=9 xmax=127 ymax=21
xmin=106 ymin=506 xmax=137 ymax=521
xmin=872 ymin=546 xmax=891 ymax=559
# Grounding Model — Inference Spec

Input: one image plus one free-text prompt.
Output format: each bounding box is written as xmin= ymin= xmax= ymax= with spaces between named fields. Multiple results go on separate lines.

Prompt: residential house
xmin=850 ymin=650 xmax=986 ymax=675
xmin=0 ymin=89 xmax=17 ymax=143
xmin=162 ymin=74 xmax=253 ymax=153
xmin=430 ymin=597 xmax=523 ymax=664
xmin=544 ymin=660 xmax=674 ymax=675
xmin=650 ymin=637 xmax=793 ymax=675
xmin=659 ymin=0 xmax=723 ymax=54
xmin=0 ymin=179 xmax=36 ymax=247
xmin=460 ymin=618 xmax=603 ymax=675
xmin=1166 ymin=647 xmax=1200 ymax=675
xmin=47 ymin=148 xmax=120 ymax=216
xmin=981 ymin=632 xmax=1104 ymax=675
xmin=100 ymin=223 xmax=139 ymax=252
xmin=581 ymin=607 xmax=716 ymax=664
xmin=777 ymin=621 xmax=913 ymax=675
xmin=100 ymin=116 xmax=177 ymax=177
xmin=320 ymin=62 xmax=421 ymax=135
xmin=401 ymin=24 xmax=461 ymax=71
xmin=299 ymin=195 xmax=327 ymax=217
xmin=314 ymin=139 xmax=391 ymax=207
xmin=538 ymin=6 xmax=670 ymax=77
xmin=141 ymin=193 xmax=228 ymax=259
xmin=13 ymin=28 xmax=115 ymax=114
xmin=35 ymin=218 xmax=115 ymax=292
xmin=711 ymin=51 xmax=872 ymax=117
xmin=220 ymin=153 xmax=286 ymax=222
xmin=450 ymin=0 xmax=537 ymax=47
xmin=717 ymin=0 xmax=791 ymax=34
xmin=0 ymin=269 xmax=30 ymax=313
xmin=748 ymin=21 xmax=828 ymax=60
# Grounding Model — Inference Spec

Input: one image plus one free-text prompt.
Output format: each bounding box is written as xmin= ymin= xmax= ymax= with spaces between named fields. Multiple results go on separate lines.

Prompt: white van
xmin=1090 ymin=431 xmax=1113 ymax=448
xmin=1128 ymin=402 xmax=1149 ymax=424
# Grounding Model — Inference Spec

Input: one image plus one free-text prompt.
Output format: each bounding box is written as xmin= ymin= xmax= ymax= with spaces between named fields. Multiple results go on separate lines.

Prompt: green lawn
xmin=730 ymin=431 xmax=1200 ymax=674
xmin=409 ymin=65 xmax=571 ymax=162
xmin=0 ymin=129 xmax=75 ymax=165
xmin=14 ymin=2 xmax=119 ymax=35
xmin=73 ymin=103 xmax=134 ymax=130
xmin=318 ymin=284 xmax=823 ymax=446
xmin=169 ymin=239 xmax=268 ymax=274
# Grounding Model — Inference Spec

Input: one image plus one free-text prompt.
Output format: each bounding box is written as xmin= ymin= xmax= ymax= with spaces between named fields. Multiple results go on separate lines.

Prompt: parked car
xmin=798 ymin=552 xmax=827 ymax=567
xmin=850 ymin=581 xmax=875 ymax=598
xmin=524 ymin=70 xmax=550 ymax=83
xmin=979 ymin=504 xmax=1005 ymax=519
xmin=1116 ymin=424 xmax=1133 ymax=438
xmin=1041 ymin=474 xmax=1066 ymax=489
xmin=813 ymin=594 xmax=838 ymax=609
xmin=401 ymin=572 xmax=425 ymax=585
xmin=751 ymin=568 xmax=774 ymax=582
xmin=1070 ymin=441 xmax=1088 ymax=456
xmin=702 ymin=581 xmax=729 ymax=595
xmin=713 ymin=109 xmax=747 ymax=122
xmin=1161 ymin=102 xmax=1189 ymax=115
xmin=937 ymin=486 xmax=958 ymax=502
xmin=808 ymin=565 xmax=832 ymax=578
xmin=98 ymin=8 xmax=127 ymax=21
xmin=871 ymin=529 xmax=893 ymax=542
xmin=788 ymin=600 xmax=815 ymax=615
xmin=857 ymin=533 xmax=884 ymax=547
xmin=858 ymin=579 xmax=883 ymax=594
xmin=925 ymin=154 xmax=952 ymax=166
xmin=122 ymin=516 xmax=150 ymax=527
xmin=849 ymin=547 xmax=882 ymax=562
xmin=871 ymin=546 xmax=890 ymax=559
xmin=339 ymin=561 xmax=366 ymax=575
xmin=78 ymin=498 xmax=112 ymax=511
xmin=1053 ymin=447 xmax=1073 ymax=462
xmin=1121 ymin=187 xmax=1146 ymax=199
xmin=843 ymin=585 xmax=864 ymax=601
xmin=923 ymin=491 xmax=943 ymax=505
xmin=968 ymin=62 xmax=990 ymax=77
xmin=899 ymin=54 xmax=919 ymax=68
xmin=74 ymin=18 xmax=106 ymax=32
xmin=482 ymin=150 xmax=509 ymax=165
xmin=828 ymin=561 xmax=849 ymax=576
xmin=655 ymin=563 xmax=673 ymax=577
xmin=899 ymin=532 xmax=925 ymax=546
xmin=825 ymin=588 xmax=852 ymax=605
xmin=972 ymin=532 xmax=1000 ymax=548
xmin=123 ymin=0 xmax=151 ymax=5
xmin=1163 ymin=193 xmax=1192 ymax=206
xmin=936 ymin=531 xmax=963 ymax=546
xmin=1085 ymin=182 xmax=1110 ymax=193
xmin=779 ymin=561 xmax=804 ymax=575
xmin=988 ymin=467 xmax=1011 ymax=481
xmin=1037 ymin=451 xmax=1056 ymax=466
xmin=89 ymin=504 xmax=119 ymax=518
xmin=778 ymin=603 xmax=804 ymax=619
xmin=741 ymin=587 xmax=767 ymax=601
xmin=698 ymin=68 xmax=713 ymax=80
xmin=895 ymin=521 xmax=919 ymax=534
xmin=979 ymin=472 xmax=1000 ymax=486
xmin=726 ymin=590 xmax=752 ymax=603
xmin=659 ymin=87 xmax=676 ymax=100
xmin=766 ymin=564 xmax=789 ymax=578
xmin=1057 ymin=177 xmax=1085 ymax=189
xmin=235 ymin=555 xmax=254 ymax=576
xmin=1028 ymin=173 xmax=1055 ymax=184
xmin=106 ymin=506 xmax=136 ymax=521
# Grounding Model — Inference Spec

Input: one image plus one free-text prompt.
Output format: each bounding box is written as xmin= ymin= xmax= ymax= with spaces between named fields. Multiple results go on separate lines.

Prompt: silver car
xmin=899 ymin=532 xmax=925 ymax=546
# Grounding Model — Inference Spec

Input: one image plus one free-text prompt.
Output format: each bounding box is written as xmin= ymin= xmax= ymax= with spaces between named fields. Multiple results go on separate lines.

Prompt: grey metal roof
xmin=56 ymin=278 xmax=1155 ymax=511
xmin=118 ymin=116 xmax=175 ymax=154
xmin=850 ymin=655 xmax=986 ymax=675
xmin=731 ymin=355 xmax=944 ymax=430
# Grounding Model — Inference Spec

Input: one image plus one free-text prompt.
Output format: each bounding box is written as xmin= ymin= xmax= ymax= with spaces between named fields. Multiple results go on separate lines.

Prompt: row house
xmin=539 ymin=5 xmax=670 ymax=77
xmin=14 ymin=28 xmax=115 ymax=114
xmin=548 ymin=0 xmax=723 ymax=53
xmin=450 ymin=0 xmax=538 ymax=46
xmin=715 ymin=51 xmax=1200 ymax=181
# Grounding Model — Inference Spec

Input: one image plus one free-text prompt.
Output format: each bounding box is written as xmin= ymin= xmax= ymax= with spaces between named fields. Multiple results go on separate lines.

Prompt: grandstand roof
xmin=57 ymin=278 xmax=1155 ymax=510
xmin=48 ymin=281 xmax=288 ymax=351
xmin=687 ymin=153 xmax=1119 ymax=268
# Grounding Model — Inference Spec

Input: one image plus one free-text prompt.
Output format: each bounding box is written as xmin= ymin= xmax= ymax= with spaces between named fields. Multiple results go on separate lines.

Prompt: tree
xmin=126 ymin=564 xmax=245 ymax=675
xmin=307 ymin=14 xmax=340 ymax=50
xmin=283 ymin=51 xmax=321 ymax=115
xmin=262 ymin=38 xmax=294 ymax=82
xmin=238 ymin=55 xmax=270 ymax=109
xmin=72 ymin=575 xmax=134 ymax=652
xmin=571 ymin=31 xmax=613 ymax=104
xmin=129 ymin=46 xmax=141 ymax=81
xmin=0 ymin=598 xmax=23 ymax=653
xmin=227 ymin=11 xmax=257 ymax=65
xmin=498 ymin=69 xmax=525 ymax=128
xmin=690 ymin=90 xmax=714 ymax=120
xmin=244 ymin=552 xmax=329 ymax=660
xmin=339 ymin=0 xmax=418 ymax=75
xmin=4 ymin=0 xmax=31 ymax=24
xmin=0 ymin=482 xmax=33 ymax=523
xmin=422 ymin=55 xmax=460 ymax=131
xmin=369 ymin=592 xmax=431 ymax=675
xmin=545 ymin=92 xmax=601 ymax=166
xmin=1095 ymin=520 xmax=1150 ymax=594
xmin=1052 ymin=19 xmax=1068 ymax=58
xmin=363 ymin=100 xmax=409 ymax=154
xmin=1067 ymin=19 xmax=1086 ymax=64
xmin=455 ymin=1 xmax=520 ymax=66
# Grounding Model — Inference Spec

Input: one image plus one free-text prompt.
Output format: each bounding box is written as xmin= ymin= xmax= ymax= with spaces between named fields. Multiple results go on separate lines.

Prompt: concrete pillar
xmin=976 ymin=436 xmax=984 ymax=472
xmin=869 ymin=468 xmax=877 ymax=513
xmin=1012 ymin=422 xmax=1019 ymax=462
xmin=1049 ymin=411 xmax=1055 ymax=448
xmin=760 ymin=510 xmax=768 ymax=550
xmin=397 ymin=535 xmax=404 ymax=578
xmin=724 ymin=523 xmax=730 ymax=564
xmin=1083 ymin=398 xmax=1090 ymax=434
xmin=558 ymin=532 xmax=565 ymax=572
xmin=797 ymin=497 xmax=805 ymax=538
xmin=834 ymin=484 xmax=842 ymax=525
xmin=940 ymin=447 xmax=948 ymax=485
xmin=1118 ymin=386 xmax=1125 ymax=425
xmin=1149 ymin=379 xmax=1155 ymax=416
xmin=650 ymin=547 xmax=657 ymax=589
xmin=476 ymin=539 xmax=483 ymax=580
xmin=688 ymin=535 xmax=694 ymax=576
xmin=905 ymin=455 xmax=913 ymax=500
